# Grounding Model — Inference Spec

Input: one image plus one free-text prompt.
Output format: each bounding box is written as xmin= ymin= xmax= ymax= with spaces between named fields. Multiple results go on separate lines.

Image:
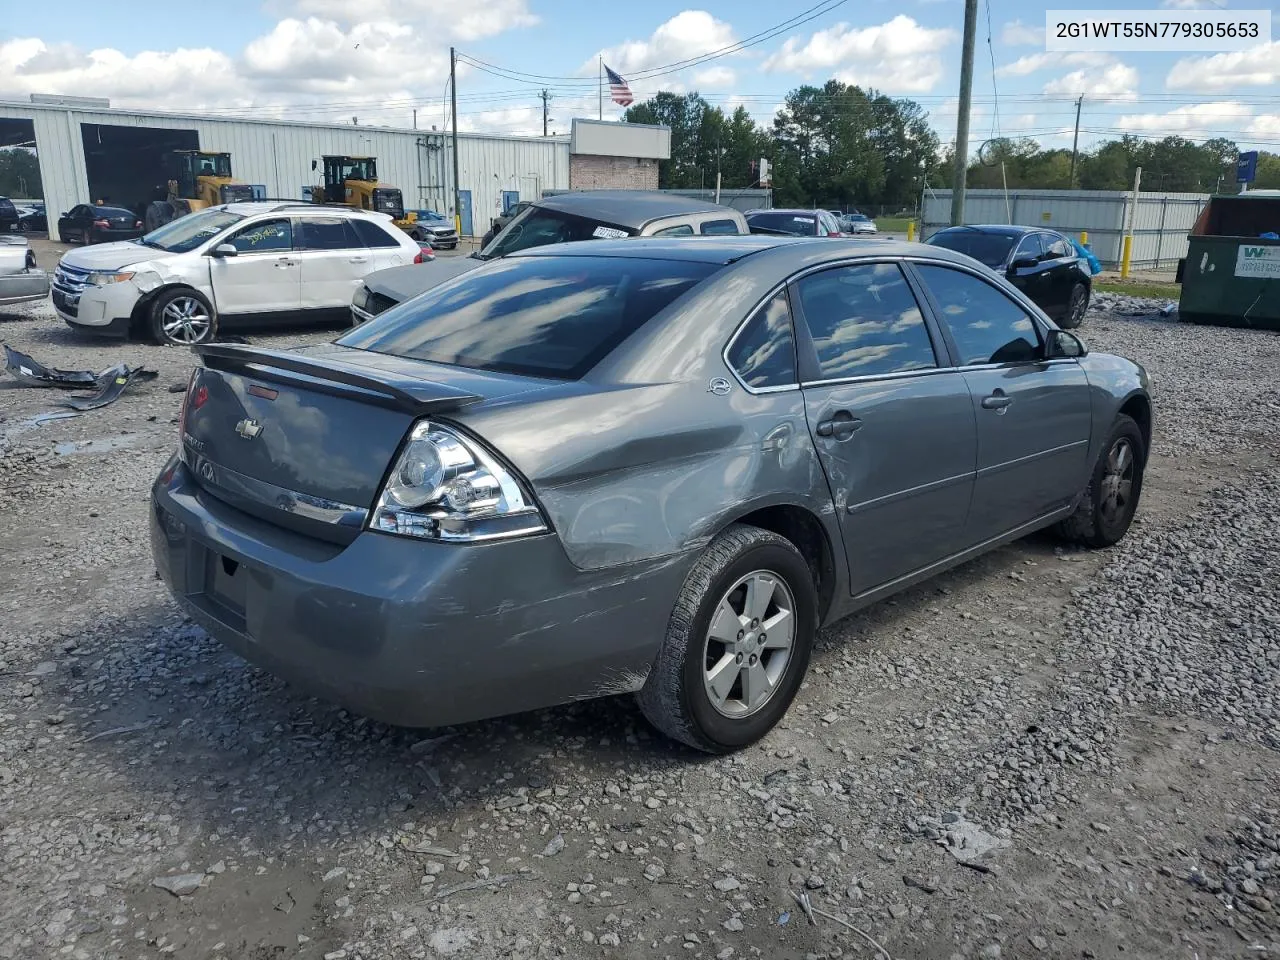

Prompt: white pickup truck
xmin=0 ymin=235 xmax=50 ymax=308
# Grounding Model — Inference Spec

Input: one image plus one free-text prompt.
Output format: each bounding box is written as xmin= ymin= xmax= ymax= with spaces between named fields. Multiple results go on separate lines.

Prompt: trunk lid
xmin=181 ymin=343 xmax=551 ymax=544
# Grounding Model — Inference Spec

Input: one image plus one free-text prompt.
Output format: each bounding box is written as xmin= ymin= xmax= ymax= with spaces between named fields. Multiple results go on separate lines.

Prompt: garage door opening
xmin=79 ymin=123 xmax=199 ymax=223
xmin=0 ymin=118 xmax=41 ymax=233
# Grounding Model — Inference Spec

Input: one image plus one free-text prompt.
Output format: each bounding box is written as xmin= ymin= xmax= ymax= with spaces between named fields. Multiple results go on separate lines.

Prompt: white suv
xmin=52 ymin=202 xmax=424 ymax=345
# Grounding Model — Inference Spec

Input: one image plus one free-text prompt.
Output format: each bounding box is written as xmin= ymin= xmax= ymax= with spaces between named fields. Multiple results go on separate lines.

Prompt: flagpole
xmin=598 ymin=57 xmax=603 ymax=120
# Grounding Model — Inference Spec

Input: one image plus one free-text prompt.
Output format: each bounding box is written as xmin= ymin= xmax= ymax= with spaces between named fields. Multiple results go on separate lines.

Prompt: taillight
xmin=93 ymin=219 xmax=110 ymax=229
xmin=177 ymin=372 xmax=206 ymax=444
xmin=827 ymin=231 xmax=841 ymax=238
xmin=370 ymin=420 xmax=546 ymax=542
xmin=135 ymin=220 xmax=142 ymax=228
xmin=414 ymin=246 xmax=434 ymax=264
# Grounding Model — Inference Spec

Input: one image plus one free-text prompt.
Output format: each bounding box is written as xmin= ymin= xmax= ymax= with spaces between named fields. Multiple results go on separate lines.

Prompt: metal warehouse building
xmin=0 ymin=95 xmax=575 ymax=242
xmin=923 ymin=188 xmax=1210 ymax=269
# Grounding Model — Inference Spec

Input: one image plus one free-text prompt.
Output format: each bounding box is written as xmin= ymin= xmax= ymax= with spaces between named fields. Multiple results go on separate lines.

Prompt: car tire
xmin=149 ymin=288 xmax=218 ymax=346
xmin=1056 ymin=414 xmax=1145 ymax=548
xmin=1061 ymin=283 xmax=1089 ymax=329
xmin=637 ymin=523 xmax=818 ymax=754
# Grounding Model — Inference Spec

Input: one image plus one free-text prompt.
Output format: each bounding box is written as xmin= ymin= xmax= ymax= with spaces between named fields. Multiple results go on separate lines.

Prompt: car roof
xmin=933 ymin=224 xmax=1058 ymax=238
xmin=218 ymin=201 xmax=387 ymax=218
xmin=533 ymin=191 xmax=741 ymax=226
xmin=512 ymin=235 xmax=975 ymax=269
xmin=747 ymin=209 xmax=825 ymax=216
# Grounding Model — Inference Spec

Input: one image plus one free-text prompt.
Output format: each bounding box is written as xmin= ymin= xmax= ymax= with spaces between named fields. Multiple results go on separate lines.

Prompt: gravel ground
xmin=1 ymin=285 xmax=1278 ymax=960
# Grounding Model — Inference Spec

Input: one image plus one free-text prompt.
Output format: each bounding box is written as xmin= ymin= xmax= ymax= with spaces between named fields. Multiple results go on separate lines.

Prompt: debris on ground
xmin=3 ymin=344 xmax=99 ymax=388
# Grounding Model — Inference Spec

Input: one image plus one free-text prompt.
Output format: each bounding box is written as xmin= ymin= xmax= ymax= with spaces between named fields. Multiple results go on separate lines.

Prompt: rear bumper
xmin=149 ymin=455 xmax=686 ymax=728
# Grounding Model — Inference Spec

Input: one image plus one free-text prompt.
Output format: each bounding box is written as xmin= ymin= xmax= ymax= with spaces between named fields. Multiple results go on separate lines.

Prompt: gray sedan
xmin=151 ymin=237 xmax=1152 ymax=753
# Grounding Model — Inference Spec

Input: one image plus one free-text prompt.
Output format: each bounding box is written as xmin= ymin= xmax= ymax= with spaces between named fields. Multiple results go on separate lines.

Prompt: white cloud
xmin=763 ymin=15 xmax=957 ymax=93
xmin=0 ymin=37 xmax=243 ymax=111
xmin=998 ymin=51 xmax=1111 ymax=77
xmin=1043 ymin=62 xmax=1139 ymax=99
xmin=1116 ymin=101 xmax=1256 ymax=139
xmin=1167 ymin=42 xmax=1280 ymax=91
xmin=1001 ymin=20 xmax=1044 ymax=45
xmin=1161 ymin=0 xmax=1220 ymax=8
xmin=593 ymin=11 xmax=737 ymax=77
xmin=289 ymin=0 xmax=537 ymax=40
xmin=693 ymin=66 xmax=736 ymax=88
xmin=0 ymin=1 xmax=538 ymax=125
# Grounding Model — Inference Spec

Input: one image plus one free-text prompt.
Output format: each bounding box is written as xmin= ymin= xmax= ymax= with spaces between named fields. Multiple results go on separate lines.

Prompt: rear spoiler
xmin=195 ymin=343 xmax=482 ymax=415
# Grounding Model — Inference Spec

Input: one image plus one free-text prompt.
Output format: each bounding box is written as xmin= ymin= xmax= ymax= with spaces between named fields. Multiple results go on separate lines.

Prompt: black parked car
xmin=927 ymin=225 xmax=1091 ymax=328
xmin=18 ymin=207 xmax=47 ymax=232
xmin=0 ymin=197 xmax=18 ymax=232
xmin=56 ymin=204 xmax=143 ymax=245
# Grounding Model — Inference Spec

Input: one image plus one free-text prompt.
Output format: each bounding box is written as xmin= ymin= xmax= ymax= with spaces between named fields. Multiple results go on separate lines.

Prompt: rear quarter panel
xmin=455 ymin=380 xmax=839 ymax=573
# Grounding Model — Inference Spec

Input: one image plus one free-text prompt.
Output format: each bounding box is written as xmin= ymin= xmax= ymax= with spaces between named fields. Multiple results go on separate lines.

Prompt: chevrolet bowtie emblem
xmin=235 ymin=418 xmax=263 ymax=440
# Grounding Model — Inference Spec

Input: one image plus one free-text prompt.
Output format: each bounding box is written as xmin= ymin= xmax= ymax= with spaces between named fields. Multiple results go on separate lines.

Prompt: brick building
xmin=568 ymin=119 xmax=669 ymax=192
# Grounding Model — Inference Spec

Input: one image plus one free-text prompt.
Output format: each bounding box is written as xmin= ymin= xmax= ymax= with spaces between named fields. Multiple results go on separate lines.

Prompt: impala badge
xmin=235 ymin=418 xmax=263 ymax=440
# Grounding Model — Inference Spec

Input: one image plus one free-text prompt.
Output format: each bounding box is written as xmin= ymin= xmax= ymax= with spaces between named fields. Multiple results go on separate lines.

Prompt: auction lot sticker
xmin=1236 ymin=245 xmax=1280 ymax=279
xmin=1046 ymin=9 xmax=1271 ymax=51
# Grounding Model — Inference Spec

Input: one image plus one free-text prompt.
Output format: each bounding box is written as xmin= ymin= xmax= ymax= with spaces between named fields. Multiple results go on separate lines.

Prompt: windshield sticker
xmin=592 ymin=226 xmax=628 ymax=239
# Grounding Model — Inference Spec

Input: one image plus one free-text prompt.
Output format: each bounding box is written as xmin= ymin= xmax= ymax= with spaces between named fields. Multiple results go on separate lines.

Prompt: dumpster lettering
xmin=1235 ymin=245 xmax=1280 ymax=278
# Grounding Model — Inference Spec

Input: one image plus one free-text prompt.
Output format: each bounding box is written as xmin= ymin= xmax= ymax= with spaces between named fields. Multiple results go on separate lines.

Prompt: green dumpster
xmin=1178 ymin=192 xmax=1280 ymax=329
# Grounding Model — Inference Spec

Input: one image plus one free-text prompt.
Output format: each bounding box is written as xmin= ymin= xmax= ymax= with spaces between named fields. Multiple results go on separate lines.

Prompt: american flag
xmin=604 ymin=64 xmax=634 ymax=107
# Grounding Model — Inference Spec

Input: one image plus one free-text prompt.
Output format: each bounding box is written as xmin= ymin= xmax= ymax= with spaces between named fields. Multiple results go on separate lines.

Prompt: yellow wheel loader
xmin=309 ymin=156 xmax=418 ymax=233
xmin=144 ymin=151 xmax=254 ymax=231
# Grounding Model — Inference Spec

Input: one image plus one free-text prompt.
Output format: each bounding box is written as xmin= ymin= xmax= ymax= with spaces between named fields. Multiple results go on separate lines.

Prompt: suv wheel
xmin=150 ymin=288 xmax=217 ymax=346
xmin=1061 ymin=284 xmax=1089 ymax=329
xmin=638 ymin=524 xmax=817 ymax=753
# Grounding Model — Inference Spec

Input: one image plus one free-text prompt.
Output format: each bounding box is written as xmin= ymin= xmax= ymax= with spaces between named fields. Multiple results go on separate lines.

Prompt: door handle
xmin=815 ymin=411 xmax=863 ymax=441
xmin=348 ymin=256 xmax=368 ymax=263
xmin=981 ymin=390 xmax=1013 ymax=411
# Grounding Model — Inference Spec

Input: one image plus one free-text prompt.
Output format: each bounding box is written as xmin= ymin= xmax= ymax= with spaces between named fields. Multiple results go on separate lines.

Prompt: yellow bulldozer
xmin=144 ymin=150 xmax=254 ymax=231
xmin=310 ymin=155 xmax=416 ymax=231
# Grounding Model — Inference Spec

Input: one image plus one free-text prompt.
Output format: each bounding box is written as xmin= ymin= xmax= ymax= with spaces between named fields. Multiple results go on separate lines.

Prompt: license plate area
xmin=204 ymin=551 xmax=248 ymax=619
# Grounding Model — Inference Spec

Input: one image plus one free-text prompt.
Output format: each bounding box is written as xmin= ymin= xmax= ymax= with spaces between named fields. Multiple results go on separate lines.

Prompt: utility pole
xmin=413 ymin=108 xmax=417 ymax=130
xmin=1069 ymin=94 xmax=1083 ymax=187
xmin=598 ymin=57 xmax=603 ymax=120
xmin=950 ymin=0 xmax=979 ymax=226
xmin=540 ymin=89 xmax=552 ymax=137
xmin=450 ymin=46 xmax=461 ymax=236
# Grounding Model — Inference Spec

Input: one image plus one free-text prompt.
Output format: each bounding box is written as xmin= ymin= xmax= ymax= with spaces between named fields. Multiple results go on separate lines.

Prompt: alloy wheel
xmin=161 ymin=297 xmax=212 ymax=344
xmin=702 ymin=570 xmax=796 ymax=719
xmin=1099 ymin=437 xmax=1135 ymax=524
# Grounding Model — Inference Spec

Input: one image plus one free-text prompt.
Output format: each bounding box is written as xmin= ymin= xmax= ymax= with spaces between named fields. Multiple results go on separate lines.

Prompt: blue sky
xmin=2 ymin=0 xmax=1278 ymax=151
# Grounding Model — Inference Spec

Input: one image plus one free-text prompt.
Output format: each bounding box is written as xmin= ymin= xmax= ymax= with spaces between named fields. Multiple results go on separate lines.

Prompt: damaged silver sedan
xmin=151 ymin=236 xmax=1152 ymax=752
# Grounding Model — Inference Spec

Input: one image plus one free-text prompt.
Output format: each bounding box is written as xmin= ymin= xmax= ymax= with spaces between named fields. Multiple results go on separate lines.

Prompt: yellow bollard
xmin=1120 ymin=235 xmax=1133 ymax=279
xmin=1079 ymin=230 xmax=1088 ymax=246
xmin=907 ymin=221 xmax=916 ymax=242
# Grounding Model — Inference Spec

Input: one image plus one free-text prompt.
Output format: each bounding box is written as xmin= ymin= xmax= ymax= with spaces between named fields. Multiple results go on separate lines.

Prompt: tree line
xmin=624 ymin=82 xmax=1280 ymax=210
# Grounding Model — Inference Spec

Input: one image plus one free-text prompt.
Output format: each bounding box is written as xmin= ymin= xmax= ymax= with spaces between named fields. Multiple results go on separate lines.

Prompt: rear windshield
xmin=478 ymin=207 xmax=639 ymax=260
xmin=747 ymin=212 xmax=817 ymax=236
xmin=339 ymin=255 xmax=719 ymax=379
xmin=927 ymin=230 xmax=1016 ymax=268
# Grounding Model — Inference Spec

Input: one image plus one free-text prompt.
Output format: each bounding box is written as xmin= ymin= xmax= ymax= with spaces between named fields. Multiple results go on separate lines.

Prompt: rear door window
xmin=1013 ymin=233 xmax=1044 ymax=263
xmin=297 ymin=217 xmax=361 ymax=251
xmin=338 ymin=255 xmax=720 ymax=380
xmin=652 ymin=223 xmax=695 ymax=237
xmin=701 ymin=219 xmax=741 ymax=236
xmin=350 ymin=218 xmax=402 ymax=248
xmin=1046 ymin=236 xmax=1075 ymax=259
xmin=796 ymin=263 xmax=938 ymax=380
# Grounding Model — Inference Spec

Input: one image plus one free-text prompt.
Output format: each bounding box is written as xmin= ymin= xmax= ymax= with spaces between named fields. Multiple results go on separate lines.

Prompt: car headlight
xmin=370 ymin=420 xmax=547 ymax=542
xmin=352 ymin=286 xmax=369 ymax=310
xmin=87 ymin=270 xmax=135 ymax=286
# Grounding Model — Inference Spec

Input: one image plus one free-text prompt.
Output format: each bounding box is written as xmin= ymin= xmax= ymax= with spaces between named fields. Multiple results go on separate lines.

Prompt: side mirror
xmin=60 ymin=212 xmax=68 ymax=218
xmin=1010 ymin=257 xmax=1038 ymax=273
xmin=211 ymin=243 xmax=238 ymax=258
xmin=1045 ymin=328 xmax=1086 ymax=359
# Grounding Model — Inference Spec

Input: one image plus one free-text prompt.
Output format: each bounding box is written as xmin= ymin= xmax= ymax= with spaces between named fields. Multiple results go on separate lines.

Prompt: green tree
xmin=1255 ymin=152 xmax=1280 ymax=190
xmin=0 ymin=148 xmax=41 ymax=198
